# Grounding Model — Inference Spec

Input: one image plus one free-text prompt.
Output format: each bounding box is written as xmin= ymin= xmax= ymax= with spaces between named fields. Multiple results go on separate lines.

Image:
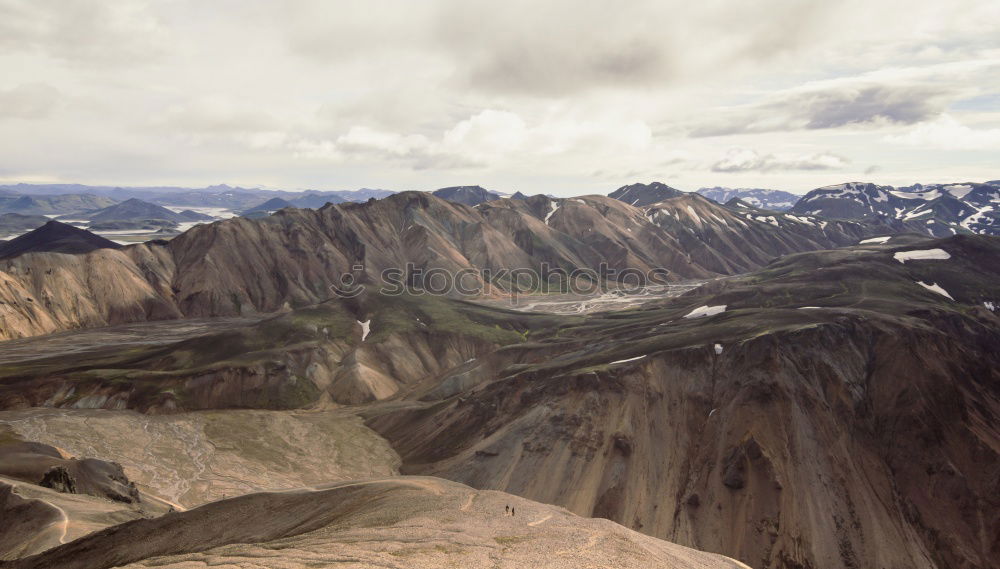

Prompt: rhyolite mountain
xmin=0 ymin=221 xmax=121 ymax=260
xmin=0 ymin=191 xmax=925 ymax=340
xmin=696 ymin=187 xmax=800 ymax=211
xmin=790 ymin=181 xmax=999 ymax=236
xmin=609 ymin=181 xmax=684 ymax=206
xmin=431 ymin=185 xmax=501 ymax=206
xmin=1 ymin=234 xmax=996 ymax=569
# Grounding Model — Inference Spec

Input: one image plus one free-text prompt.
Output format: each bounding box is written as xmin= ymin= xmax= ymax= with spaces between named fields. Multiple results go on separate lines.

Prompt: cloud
xmin=154 ymin=97 xmax=282 ymax=134
xmin=1 ymin=0 xmax=999 ymax=193
xmin=0 ymin=83 xmax=60 ymax=119
xmin=282 ymin=0 xmax=839 ymax=97
xmin=711 ymin=148 xmax=849 ymax=172
xmin=691 ymin=84 xmax=956 ymax=137
xmin=885 ymin=114 xmax=1000 ymax=150
xmin=0 ymin=0 xmax=170 ymax=64
xmin=289 ymin=126 xmax=485 ymax=171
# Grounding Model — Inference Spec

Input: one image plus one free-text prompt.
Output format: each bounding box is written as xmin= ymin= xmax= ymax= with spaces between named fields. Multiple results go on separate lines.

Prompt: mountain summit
xmin=609 ymin=182 xmax=684 ymax=206
xmin=0 ymin=220 xmax=122 ymax=259
xmin=431 ymin=185 xmax=501 ymax=206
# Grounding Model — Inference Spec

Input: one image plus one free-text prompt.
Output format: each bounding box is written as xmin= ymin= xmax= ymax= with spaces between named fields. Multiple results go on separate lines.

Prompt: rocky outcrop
xmin=0 ymin=441 xmax=141 ymax=505
xmin=38 ymin=467 xmax=75 ymax=494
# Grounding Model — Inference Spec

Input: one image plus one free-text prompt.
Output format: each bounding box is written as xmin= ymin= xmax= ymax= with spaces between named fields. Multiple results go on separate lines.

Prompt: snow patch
xmin=859 ymin=236 xmax=891 ymax=244
xmin=686 ymin=205 xmax=703 ymax=225
xmin=890 ymin=189 xmax=942 ymax=200
xmin=713 ymin=343 xmax=723 ymax=355
xmin=610 ymin=355 xmax=647 ymax=365
xmin=893 ymin=248 xmax=951 ymax=263
xmin=916 ymin=281 xmax=954 ymax=300
xmin=357 ymin=319 xmax=371 ymax=341
xmin=544 ymin=201 xmax=560 ymax=225
xmin=944 ymin=184 xmax=973 ymax=199
xmin=985 ymin=301 xmax=996 ymax=311
xmin=684 ymin=305 xmax=727 ymax=319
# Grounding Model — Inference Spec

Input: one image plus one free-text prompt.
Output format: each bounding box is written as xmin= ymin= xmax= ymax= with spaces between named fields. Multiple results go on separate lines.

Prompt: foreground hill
xmin=367 ymin=235 xmax=1000 ymax=569
xmin=3 ymin=477 xmax=749 ymax=569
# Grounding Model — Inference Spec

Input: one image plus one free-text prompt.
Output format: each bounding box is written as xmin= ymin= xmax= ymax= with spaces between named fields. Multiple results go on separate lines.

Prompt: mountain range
xmin=696 ymin=187 xmax=800 ymax=211
xmin=0 ymin=179 xmax=997 ymax=569
xmin=0 ymin=231 xmax=996 ymax=569
xmin=0 ymin=189 xmax=914 ymax=340
xmin=790 ymin=181 xmax=1000 ymax=236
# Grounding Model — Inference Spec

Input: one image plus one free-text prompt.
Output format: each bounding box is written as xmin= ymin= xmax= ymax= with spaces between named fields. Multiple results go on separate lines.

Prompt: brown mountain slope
xmin=2 ymin=235 xmax=997 ymax=569
xmin=366 ymin=236 xmax=1000 ymax=569
xmin=3 ymin=477 xmax=750 ymax=569
xmin=0 ymin=190 xmax=942 ymax=341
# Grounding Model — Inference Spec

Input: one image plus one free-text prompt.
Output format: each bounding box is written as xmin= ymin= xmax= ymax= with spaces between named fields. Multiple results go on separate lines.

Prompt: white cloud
xmin=0 ymin=0 xmax=170 ymax=64
xmin=0 ymin=0 xmax=998 ymax=193
xmin=711 ymin=148 xmax=848 ymax=172
xmin=886 ymin=114 xmax=1000 ymax=151
xmin=0 ymin=83 xmax=59 ymax=119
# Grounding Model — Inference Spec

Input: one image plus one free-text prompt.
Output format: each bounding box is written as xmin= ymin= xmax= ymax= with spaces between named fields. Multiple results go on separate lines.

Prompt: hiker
xmin=511 ymin=507 xmax=515 ymax=517
xmin=505 ymin=505 xmax=510 ymax=514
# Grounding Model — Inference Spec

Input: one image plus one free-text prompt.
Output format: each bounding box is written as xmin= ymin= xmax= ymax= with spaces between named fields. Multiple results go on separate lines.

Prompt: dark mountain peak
xmin=431 ymin=185 xmax=501 ymax=206
xmin=511 ymin=191 xmax=529 ymax=200
xmin=609 ymin=182 xmax=684 ymax=207
xmin=84 ymin=198 xmax=182 ymax=223
xmin=0 ymin=220 xmax=122 ymax=259
xmin=243 ymin=197 xmax=293 ymax=215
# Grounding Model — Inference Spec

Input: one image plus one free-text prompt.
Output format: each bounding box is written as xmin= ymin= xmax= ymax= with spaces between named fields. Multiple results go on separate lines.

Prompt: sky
xmin=0 ymin=0 xmax=998 ymax=196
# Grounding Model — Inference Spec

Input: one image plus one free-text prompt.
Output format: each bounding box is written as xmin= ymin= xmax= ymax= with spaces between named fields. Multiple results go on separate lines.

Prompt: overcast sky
xmin=1 ymin=0 xmax=998 ymax=196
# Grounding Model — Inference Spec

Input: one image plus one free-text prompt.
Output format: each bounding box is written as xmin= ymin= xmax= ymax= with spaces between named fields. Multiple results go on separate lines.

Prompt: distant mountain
xmin=0 ymin=221 xmax=122 ymax=259
xmin=0 ymin=183 xmax=397 ymax=211
xmin=0 ymin=213 xmax=49 ymax=235
xmin=696 ymin=187 xmax=799 ymax=211
xmin=288 ymin=193 xmax=346 ymax=208
xmin=242 ymin=197 xmax=293 ymax=216
xmin=790 ymin=181 xmax=999 ymax=236
xmin=640 ymin=193 xmax=909 ymax=274
xmin=609 ymin=182 xmax=684 ymax=207
xmin=0 ymin=193 xmax=116 ymax=216
xmin=431 ymin=185 xmax=501 ymax=206
xmin=74 ymin=198 xmax=211 ymax=223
